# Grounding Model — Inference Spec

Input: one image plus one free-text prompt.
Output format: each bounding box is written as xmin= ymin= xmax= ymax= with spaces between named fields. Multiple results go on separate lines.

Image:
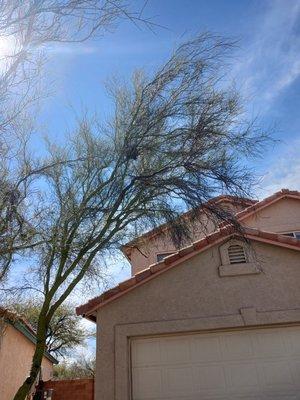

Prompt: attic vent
xmin=228 ymin=244 xmax=247 ymax=264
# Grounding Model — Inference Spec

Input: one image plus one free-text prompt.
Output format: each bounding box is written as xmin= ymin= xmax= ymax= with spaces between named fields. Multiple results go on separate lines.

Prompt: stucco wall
xmin=129 ymin=201 xmax=246 ymax=275
xmin=95 ymin=241 xmax=300 ymax=400
xmin=0 ymin=324 xmax=53 ymax=400
xmin=243 ymin=198 xmax=300 ymax=233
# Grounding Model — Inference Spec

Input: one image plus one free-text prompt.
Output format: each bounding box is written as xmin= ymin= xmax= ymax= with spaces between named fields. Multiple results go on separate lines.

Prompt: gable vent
xmin=228 ymin=244 xmax=246 ymax=264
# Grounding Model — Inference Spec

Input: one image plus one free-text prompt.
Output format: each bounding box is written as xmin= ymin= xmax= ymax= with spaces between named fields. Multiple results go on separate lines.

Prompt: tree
xmin=9 ymin=300 xmax=87 ymax=357
xmin=53 ymin=356 xmax=96 ymax=380
xmin=11 ymin=34 xmax=269 ymax=400
xmin=0 ymin=0 xmax=151 ymax=284
xmin=0 ymin=0 xmax=147 ymax=138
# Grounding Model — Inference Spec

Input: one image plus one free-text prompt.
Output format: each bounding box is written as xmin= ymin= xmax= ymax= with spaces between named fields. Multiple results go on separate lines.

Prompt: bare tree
xmin=0 ymin=0 xmax=149 ymax=135
xmin=53 ymin=356 xmax=96 ymax=379
xmin=9 ymin=300 xmax=87 ymax=357
xmin=0 ymin=0 xmax=152 ymax=283
xmin=10 ymin=34 xmax=269 ymax=400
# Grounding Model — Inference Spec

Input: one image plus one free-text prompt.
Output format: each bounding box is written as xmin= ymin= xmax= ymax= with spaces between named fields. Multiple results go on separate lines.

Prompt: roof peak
xmin=235 ymin=188 xmax=300 ymax=222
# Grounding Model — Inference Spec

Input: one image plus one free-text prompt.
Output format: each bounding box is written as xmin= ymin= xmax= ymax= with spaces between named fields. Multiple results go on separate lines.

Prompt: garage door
xmin=131 ymin=326 xmax=300 ymax=400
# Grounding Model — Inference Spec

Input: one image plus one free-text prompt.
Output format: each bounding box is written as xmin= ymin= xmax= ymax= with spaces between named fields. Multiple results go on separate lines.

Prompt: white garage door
xmin=131 ymin=326 xmax=300 ymax=400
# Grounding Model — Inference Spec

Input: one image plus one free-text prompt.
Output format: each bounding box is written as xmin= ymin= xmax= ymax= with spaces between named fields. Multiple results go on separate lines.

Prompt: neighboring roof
xmin=0 ymin=306 xmax=36 ymax=335
xmin=0 ymin=306 xmax=58 ymax=364
xmin=235 ymin=189 xmax=300 ymax=222
xmin=76 ymin=225 xmax=300 ymax=319
xmin=122 ymin=194 xmax=257 ymax=260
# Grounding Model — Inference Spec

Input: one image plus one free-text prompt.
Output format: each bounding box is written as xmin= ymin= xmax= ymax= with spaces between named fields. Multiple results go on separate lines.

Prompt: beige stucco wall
xmin=0 ymin=324 xmax=53 ymax=400
xmin=129 ymin=202 xmax=247 ymax=275
xmin=129 ymin=198 xmax=300 ymax=275
xmin=95 ymin=241 xmax=300 ymax=400
xmin=243 ymin=198 xmax=300 ymax=233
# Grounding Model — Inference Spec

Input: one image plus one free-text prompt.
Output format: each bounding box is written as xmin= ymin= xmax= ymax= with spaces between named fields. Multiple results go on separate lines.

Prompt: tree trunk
xmin=13 ymin=315 xmax=48 ymax=400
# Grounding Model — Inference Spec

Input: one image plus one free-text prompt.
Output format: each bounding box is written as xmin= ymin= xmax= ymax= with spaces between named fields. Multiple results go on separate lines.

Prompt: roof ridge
xmin=76 ymin=226 xmax=300 ymax=317
xmin=122 ymin=194 xmax=256 ymax=253
xmin=235 ymin=188 xmax=300 ymax=221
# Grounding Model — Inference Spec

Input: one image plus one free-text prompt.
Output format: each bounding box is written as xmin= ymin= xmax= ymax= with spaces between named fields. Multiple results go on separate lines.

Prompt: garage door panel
xmin=222 ymin=333 xmax=254 ymax=358
xmin=132 ymin=367 xmax=162 ymax=399
xmin=132 ymin=339 xmax=162 ymax=367
xmin=291 ymin=361 xmax=300 ymax=381
xmin=160 ymin=337 xmax=191 ymax=364
xmin=191 ymin=336 xmax=222 ymax=362
xmin=285 ymin=331 xmax=300 ymax=354
xmin=193 ymin=365 xmax=226 ymax=390
xmin=131 ymin=327 xmax=300 ymax=400
xmin=260 ymin=361 xmax=294 ymax=386
xmin=163 ymin=366 xmax=194 ymax=396
xmin=226 ymin=362 xmax=260 ymax=389
xmin=254 ymin=331 xmax=286 ymax=356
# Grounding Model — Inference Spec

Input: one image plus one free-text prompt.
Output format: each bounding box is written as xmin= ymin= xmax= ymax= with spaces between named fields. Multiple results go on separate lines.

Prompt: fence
xmin=40 ymin=378 xmax=94 ymax=400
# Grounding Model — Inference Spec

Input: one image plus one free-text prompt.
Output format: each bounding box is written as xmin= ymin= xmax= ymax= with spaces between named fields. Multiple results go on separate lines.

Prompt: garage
xmin=131 ymin=326 xmax=300 ymax=399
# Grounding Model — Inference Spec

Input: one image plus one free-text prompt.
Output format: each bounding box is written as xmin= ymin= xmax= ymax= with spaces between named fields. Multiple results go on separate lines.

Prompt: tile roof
xmin=76 ymin=225 xmax=300 ymax=318
xmin=235 ymin=189 xmax=300 ymax=221
xmin=0 ymin=306 xmax=36 ymax=335
xmin=122 ymin=194 xmax=257 ymax=259
xmin=0 ymin=306 xmax=58 ymax=364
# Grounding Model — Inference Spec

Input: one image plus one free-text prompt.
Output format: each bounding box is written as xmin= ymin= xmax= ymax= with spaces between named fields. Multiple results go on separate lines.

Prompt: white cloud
xmin=232 ymin=0 xmax=300 ymax=108
xmin=256 ymin=138 xmax=300 ymax=198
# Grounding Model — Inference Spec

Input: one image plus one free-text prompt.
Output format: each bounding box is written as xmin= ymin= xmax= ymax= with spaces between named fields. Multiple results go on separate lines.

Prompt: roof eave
xmin=77 ymin=227 xmax=300 ymax=317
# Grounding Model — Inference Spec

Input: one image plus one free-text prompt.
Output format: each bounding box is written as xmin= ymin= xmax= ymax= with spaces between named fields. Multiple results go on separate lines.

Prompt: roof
xmin=122 ymin=194 xmax=257 ymax=260
xmin=0 ymin=306 xmax=58 ymax=364
xmin=76 ymin=225 xmax=300 ymax=319
xmin=234 ymin=189 xmax=300 ymax=222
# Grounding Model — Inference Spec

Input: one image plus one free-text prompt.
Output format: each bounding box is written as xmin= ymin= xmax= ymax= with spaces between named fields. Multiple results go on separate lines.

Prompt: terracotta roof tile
xmin=150 ymin=261 xmax=167 ymax=274
xmin=118 ymin=276 xmax=137 ymax=291
xmin=135 ymin=268 xmax=152 ymax=282
xmin=122 ymin=195 xmax=257 ymax=257
xmin=235 ymin=189 xmax=300 ymax=221
xmin=76 ymin=224 xmax=300 ymax=317
xmin=0 ymin=306 xmax=36 ymax=336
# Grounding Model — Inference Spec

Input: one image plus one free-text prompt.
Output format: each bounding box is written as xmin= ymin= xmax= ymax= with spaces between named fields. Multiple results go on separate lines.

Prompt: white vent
xmin=228 ymin=244 xmax=246 ymax=264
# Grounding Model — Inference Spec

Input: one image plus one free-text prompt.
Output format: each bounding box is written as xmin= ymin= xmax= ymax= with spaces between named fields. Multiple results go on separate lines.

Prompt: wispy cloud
xmin=46 ymin=43 xmax=99 ymax=55
xmin=232 ymin=0 xmax=300 ymax=108
xmin=257 ymin=138 xmax=300 ymax=197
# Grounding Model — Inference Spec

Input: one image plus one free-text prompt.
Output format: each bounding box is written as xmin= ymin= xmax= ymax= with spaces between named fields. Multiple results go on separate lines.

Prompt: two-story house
xmin=77 ymin=189 xmax=300 ymax=400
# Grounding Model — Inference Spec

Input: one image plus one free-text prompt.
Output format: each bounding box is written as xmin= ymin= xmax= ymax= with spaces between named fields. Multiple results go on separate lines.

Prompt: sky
xmin=39 ymin=0 xmax=300 ymax=199
xmin=6 ymin=0 xmax=300 ymax=358
xmin=35 ymin=0 xmax=300 ymax=319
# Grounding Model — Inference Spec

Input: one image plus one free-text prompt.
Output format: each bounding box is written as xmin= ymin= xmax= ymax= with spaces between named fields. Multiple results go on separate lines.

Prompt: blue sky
xmin=36 ymin=0 xmax=300 ymax=291
xmin=39 ymin=0 xmax=300 ymax=198
xmin=30 ymin=0 xmax=300 ymax=356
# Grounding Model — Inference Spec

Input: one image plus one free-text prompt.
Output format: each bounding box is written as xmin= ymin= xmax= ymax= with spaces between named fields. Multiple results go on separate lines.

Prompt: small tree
xmin=53 ymin=357 xmax=96 ymax=380
xmin=10 ymin=300 xmax=86 ymax=357
xmin=11 ymin=34 xmax=269 ymax=400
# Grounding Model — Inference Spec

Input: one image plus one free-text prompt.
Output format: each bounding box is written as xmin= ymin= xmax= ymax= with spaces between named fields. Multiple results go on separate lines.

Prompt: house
xmin=77 ymin=188 xmax=300 ymax=400
xmin=0 ymin=307 xmax=57 ymax=400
